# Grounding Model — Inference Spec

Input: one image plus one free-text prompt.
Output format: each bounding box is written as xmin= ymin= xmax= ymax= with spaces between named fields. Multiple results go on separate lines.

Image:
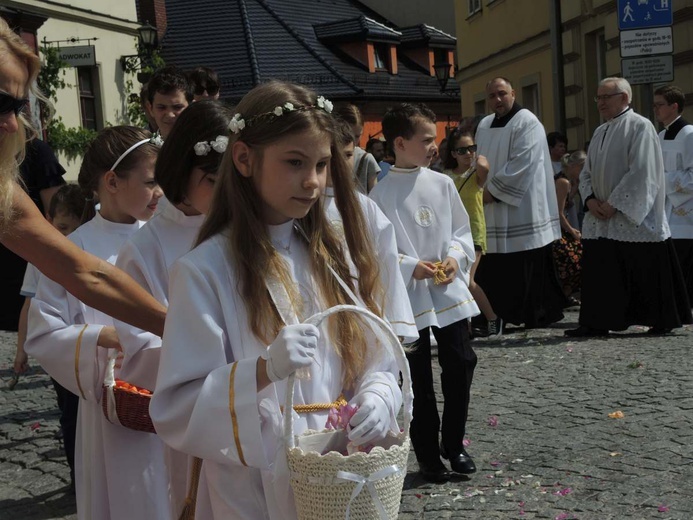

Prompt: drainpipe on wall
xmin=549 ymin=0 xmax=566 ymax=133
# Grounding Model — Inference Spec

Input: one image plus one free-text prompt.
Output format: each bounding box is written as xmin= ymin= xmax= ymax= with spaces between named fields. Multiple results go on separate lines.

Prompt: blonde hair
xmin=0 ymin=18 xmax=42 ymax=226
xmin=197 ymin=81 xmax=385 ymax=389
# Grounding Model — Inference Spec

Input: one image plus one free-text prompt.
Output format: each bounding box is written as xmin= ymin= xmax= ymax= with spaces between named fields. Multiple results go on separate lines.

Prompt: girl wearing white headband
xmin=113 ymin=100 xmax=233 ymax=515
xmin=25 ymin=126 xmax=167 ymax=520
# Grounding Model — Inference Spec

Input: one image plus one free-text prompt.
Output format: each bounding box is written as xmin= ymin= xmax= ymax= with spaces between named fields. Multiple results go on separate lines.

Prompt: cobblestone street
xmin=1 ymin=310 xmax=692 ymax=519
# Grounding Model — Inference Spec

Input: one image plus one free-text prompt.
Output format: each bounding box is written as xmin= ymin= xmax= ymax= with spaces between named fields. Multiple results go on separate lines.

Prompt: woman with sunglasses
xmin=0 ymin=18 xmax=165 ymax=336
xmin=444 ymin=129 xmax=502 ymax=337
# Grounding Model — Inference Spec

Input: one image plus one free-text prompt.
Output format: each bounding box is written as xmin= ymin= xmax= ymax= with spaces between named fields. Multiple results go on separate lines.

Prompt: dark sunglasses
xmin=0 ymin=92 xmax=29 ymax=116
xmin=454 ymin=144 xmax=477 ymax=154
xmin=193 ymin=85 xmax=220 ymax=96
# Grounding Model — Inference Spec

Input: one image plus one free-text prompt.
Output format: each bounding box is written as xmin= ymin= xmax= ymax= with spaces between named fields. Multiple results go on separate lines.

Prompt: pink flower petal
xmin=30 ymin=422 xmax=41 ymax=431
xmin=490 ymin=461 xmax=501 ymax=467
xmin=658 ymin=505 xmax=669 ymax=513
xmin=488 ymin=415 xmax=498 ymax=427
xmin=463 ymin=438 xmax=471 ymax=447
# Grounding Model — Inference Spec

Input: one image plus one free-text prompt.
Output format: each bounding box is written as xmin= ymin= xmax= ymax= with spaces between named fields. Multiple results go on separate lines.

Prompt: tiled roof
xmin=314 ymin=15 xmax=402 ymax=44
xmin=400 ymin=24 xmax=457 ymax=47
xmin=161 ymin=0 xmax=459 ymax=102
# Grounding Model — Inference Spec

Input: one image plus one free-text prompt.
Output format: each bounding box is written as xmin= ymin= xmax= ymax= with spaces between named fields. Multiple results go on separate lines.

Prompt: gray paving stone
xmin=1 ymin=314 xmax=693 ymax=518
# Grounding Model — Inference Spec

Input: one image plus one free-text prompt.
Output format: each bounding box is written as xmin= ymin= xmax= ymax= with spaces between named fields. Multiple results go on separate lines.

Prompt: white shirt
xmin=20 ymin=263 xmax=40 ymax=298
xmin=659 ymin=117 xmax=693 ymax=239
xmin=150 ymin=224 xmax=402 ymax=520
xmin=114 ymin=198 xmax=206 ymax=517
xmin=25 ymin=212 xmax=171 ymax=520
xmin=580 ymin=108 xmax=670 ymax=242
xmin=475 ymin=107 xmax=561 ymax=253
xmin=369 ymin=166 xmax=479 ymax=330
xmin=323 ymin=186 xmax=418 ymax=342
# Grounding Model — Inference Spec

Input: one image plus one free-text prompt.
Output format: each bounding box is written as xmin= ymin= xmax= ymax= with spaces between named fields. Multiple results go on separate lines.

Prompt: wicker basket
xmin=285 ymin=304 xmax=413 ymax=520
xmin=102 ymin=352 xmax=156 ymax=433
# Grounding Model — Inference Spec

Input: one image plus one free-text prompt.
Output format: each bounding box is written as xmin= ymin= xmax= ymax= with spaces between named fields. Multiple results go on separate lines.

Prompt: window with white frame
xmin=468 ymin=0 xmax=481 ymax=15
xmin=522 ymin=83 xmax=541 ymax=118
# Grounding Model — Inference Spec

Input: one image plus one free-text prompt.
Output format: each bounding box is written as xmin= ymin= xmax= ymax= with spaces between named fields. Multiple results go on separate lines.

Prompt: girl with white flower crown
xmin=150 ymin=81 xmax=403 ymax=519
xmin=112 ymin=100 xmax=233 ymax=517
xmin=24 ymin=126 xmax=168 ymax=520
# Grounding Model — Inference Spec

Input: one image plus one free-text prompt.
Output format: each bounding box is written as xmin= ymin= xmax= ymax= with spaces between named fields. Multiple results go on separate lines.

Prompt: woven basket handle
xmin=102 ymin=347 xmax=121 ymax=425
xmin=283 ymin=304 xmax=413 ymax=450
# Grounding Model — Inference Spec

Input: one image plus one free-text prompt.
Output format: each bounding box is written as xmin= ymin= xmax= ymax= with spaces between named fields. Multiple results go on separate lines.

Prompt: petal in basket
xmin=285 ymin=304 xmax=413 ymax=520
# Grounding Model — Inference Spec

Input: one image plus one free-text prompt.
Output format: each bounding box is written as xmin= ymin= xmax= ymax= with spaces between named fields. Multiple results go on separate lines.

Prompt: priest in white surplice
xmin=565 ymin=77 xmax=692 ymax=337
xmin=474 ymin=77 xmax=566 ymax=329
xmin=654 ymin=84 xmax=693 ymax=306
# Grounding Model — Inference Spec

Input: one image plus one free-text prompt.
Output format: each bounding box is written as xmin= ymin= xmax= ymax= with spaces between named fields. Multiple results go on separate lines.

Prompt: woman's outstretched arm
xmin=1 ymin=186 xmax=166 ymax=336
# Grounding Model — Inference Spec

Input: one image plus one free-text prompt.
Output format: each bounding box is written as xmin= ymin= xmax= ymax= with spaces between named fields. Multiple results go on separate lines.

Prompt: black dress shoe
xmin=564 ymin=325 xmax=609 ymax=337
xmin=417 ymin=459 xmax=450 ymax=483
xmin=440 ymin=443 xmax=476 ymax=474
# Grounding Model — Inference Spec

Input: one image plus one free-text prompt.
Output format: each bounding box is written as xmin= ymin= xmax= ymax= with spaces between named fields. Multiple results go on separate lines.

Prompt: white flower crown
xmin=228 ymin=96 xmax=334 ymax=135
xmin=150 ymin=132 xmax=164 ymax=147
xmin=194 ymin=135 xmax=229 ymax=156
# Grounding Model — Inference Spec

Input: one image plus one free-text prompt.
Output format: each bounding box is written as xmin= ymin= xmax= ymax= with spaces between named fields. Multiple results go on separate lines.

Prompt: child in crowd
xmin=334 ymin=103 xmax=380 ymax=193
xmin=369 ymin=103 xmax=479 ymax=483
xmin=187 ymin=66 xmax=221 ymax=101
xmin=145 ymin=65 xmax=192 ymax=139
xmin=443 ymin=128 xmax=502 ymax=337
xmin=13 ymin=183 xmax=83 ymax=490
xmin=25 ymin=127 xmax=170 ymax=520
xmin=325 ymin=118 xmax=417 ymax=343
xmin=150 ymin=81 xmax=402 ymax=519
xmin=553 ymin=150 xmax=585 ymax=305
xmin=113 ymin=100 xmax=232 ymax=515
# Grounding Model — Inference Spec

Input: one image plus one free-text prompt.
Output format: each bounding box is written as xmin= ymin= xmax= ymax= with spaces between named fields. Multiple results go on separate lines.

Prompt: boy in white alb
xmin=654 ymin=85 xmax=693 ymax=305
xmin=369 ymin=103 xmax=480 ymax=483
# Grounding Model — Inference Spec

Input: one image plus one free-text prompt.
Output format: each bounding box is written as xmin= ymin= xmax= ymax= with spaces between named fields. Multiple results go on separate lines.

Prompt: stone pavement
xmin=1 ymin=310 xmax=692 ymax=519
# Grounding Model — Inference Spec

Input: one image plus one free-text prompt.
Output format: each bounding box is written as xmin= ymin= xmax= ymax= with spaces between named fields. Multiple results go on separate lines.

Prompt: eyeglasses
xmin=653 ymin=102 xmax=671 ymax=108
xmin=453 ymin=145 xmax=477 ymax=155
xmin=0 ymin=92 xmax=29 ymax=116
xmin=594 ymin=92 xmax=624 ymax=103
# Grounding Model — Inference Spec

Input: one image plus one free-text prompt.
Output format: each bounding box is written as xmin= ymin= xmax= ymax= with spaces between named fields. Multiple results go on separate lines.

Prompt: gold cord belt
xmin=284 ymin=395 xmax=348 ymax=414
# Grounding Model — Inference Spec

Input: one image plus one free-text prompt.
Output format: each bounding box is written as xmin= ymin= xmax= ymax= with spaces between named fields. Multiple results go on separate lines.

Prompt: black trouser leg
xmin=52 ymin=378 xmax=79 ymax=484
xmin=432 ymin=320 xmax=477 ymax=455
xmin=406 ymin=327 xmax=441 ymax=464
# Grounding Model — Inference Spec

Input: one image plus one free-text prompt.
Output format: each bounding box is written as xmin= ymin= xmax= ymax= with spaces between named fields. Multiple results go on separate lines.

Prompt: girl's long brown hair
xmin=197 ymin=81 xmax=384 ymax=389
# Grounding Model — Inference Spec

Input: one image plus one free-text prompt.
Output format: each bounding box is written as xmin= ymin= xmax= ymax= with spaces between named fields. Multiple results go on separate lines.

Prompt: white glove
xmin=264 ymin=324 xmax=319 ymax=382
xmin=348 ymin=392 xmax=391 ymax=446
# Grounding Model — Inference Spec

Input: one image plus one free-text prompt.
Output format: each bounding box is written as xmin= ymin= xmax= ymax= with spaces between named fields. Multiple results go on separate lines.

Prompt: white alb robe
xmin=114 ymin=197 xmax=206 ymax=517
xmin=368 ymin=166 xmax=479 ymax=330
xmin=150 ymin=221 xmax=403 ymax=520
xmin=475 ymin=108 xmax=561 ymax=253
xmin=659 ymin=118 xmax=693 ymax=239
xmin=323 ymin=186 xmax=418 ymax=342
xmin=25 ymin=212 xmax=171 ymax=520
xmin=580 ymin=108 xmax=670 ymax=242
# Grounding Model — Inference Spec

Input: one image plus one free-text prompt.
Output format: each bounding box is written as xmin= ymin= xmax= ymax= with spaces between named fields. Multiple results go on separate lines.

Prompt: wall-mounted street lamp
xmin=433 ymin=61 xmax=452 ymax=93
xmin=120 ymin=23 xmax=158 ymax=83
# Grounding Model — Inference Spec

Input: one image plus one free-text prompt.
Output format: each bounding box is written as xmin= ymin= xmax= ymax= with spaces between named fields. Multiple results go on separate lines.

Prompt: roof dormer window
xmin=374 ymin=43 xmax=389 ymax=70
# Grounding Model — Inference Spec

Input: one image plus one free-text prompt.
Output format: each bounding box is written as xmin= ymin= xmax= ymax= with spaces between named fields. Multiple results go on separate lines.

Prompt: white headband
xmin=110 ymin=139 xmax=151 ymax=171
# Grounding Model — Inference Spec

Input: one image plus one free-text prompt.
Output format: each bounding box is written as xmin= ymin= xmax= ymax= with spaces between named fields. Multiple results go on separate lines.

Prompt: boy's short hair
xmin=654 ymin=85 xmax=686 ymax=114
xmin=547 ymin=131 xmax=568 ymax=148
xmin=187 ymin=66 xmax=220 ymax=96
xmin=381 ymin=103 xmax=437 ymax=149
xmin=147 ymin=65 xmax=193 ymax=103
xmin=334 ymin=117 xmax=356 ymax=148
xmin=48 ymin=183 xmax=84 ymax=220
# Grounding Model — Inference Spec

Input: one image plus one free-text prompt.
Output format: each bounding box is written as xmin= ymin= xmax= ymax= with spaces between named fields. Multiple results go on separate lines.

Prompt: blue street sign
xmin=618 ymin=0 xmax=672 ymax=30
